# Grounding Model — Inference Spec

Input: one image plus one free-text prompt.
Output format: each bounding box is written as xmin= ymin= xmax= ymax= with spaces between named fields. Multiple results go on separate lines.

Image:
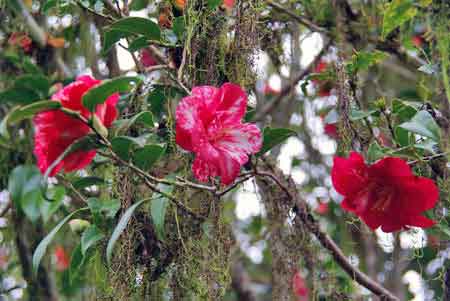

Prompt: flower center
xmin=370 ymin=185 xmax=394 ymax=212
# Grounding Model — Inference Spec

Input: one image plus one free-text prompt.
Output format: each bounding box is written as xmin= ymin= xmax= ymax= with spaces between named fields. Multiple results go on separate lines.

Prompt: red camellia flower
xmin=54 ymin=246 xmax=70 ymax=271
xmin=176 ymin=83 xmax=262 ymax=185
xmin=34 ymin=75 xmax=118 ymax=176
xmin=8 ymin=32 xmax=32 ymax=52
xmin=315 ymin=201 xmax=329 ymax=215
xmin=331 ymin=152 xmax=438 ymax=232
xmin=292 ymin=271 xmax=309 ymax=301
xmin=140 ymin=48 xmax=158 ymax=68
xmin=324 ymin=123 xmax=338 ymax=139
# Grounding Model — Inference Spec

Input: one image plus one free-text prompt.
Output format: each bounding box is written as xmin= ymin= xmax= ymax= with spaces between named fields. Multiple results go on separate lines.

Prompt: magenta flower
xmin=175 ymin=83 xmax=262 ymax=185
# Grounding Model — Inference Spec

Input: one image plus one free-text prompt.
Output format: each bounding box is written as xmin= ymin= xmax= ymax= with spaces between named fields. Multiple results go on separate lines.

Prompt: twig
xmin=266 ymin=0 xmax=328 ymax=34
xmin=253 ymin=40 xmax=331 ymax=121
xmin=146 ymin=64 xmax=170 ymax=73
xmin=217 ymin=175 xmax=254 ymax=196
xmin=407 ymin=152 xmax=449 ymax=165
xmin=255 ymin=170 xmax=399 ymax=301
xmin=0 ymin=202 xmax=11 ymax=218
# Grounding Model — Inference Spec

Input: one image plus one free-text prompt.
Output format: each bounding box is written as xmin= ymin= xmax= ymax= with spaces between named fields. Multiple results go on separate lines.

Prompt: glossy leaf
xmin=132 ymin=144 xmax=165 ymax=170
xmin=151 ymin=183 xmax=173 ymax=240
xmin=258 ymin=127 xmax=297 ymax=155
xmin=106 ymin=199 xmax=148 ymax=264
xmin=32 ymin=208 xmax=88 ymax=275
xmin=81 ymin=225 xmax=104 ymax=256
xmin=82 ymin=76 xmax=141 ymax=112
xmin=382 ymin=0 xmax=417 ymax=40
xmin=399 ymin=110 xmax=441 ymax=142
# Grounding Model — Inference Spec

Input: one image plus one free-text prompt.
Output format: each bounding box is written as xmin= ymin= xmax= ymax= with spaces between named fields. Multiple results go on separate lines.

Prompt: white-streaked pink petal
xmin=211 ymin=123 xmax=262 ymax=165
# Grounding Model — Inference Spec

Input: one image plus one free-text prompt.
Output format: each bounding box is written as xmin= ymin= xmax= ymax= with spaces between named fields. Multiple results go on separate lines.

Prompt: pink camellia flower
xmin=34 ymin=75 xmax=119 ymax=176
xmin=292 ymin=271 xmax=309 ymax=301
xmin=331 ymin=152 xmax=438 ymax=232
xmin=223 ymin=0 xmax=235 ymax=9
xmin=175 ymin=83 xmax=262 ymax=185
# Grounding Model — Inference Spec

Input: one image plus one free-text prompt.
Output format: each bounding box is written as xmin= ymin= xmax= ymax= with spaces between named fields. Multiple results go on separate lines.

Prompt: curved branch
xmin=256 ymin=169 xmax=399 ymax=301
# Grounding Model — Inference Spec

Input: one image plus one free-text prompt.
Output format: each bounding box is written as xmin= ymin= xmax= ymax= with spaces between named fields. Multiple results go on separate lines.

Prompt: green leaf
xmin=103 ymin=29 xmax=127 ymax=53
xmin=0 ymin=101 xmax=62 ymax=138
xmin=367 ymin=142 xmax=386 ymax=162
xmin=111 ymin=136 xmax=143 ymax=160
xmin=147 ymin=87 xmax=166 ymax=117
xmin=110 ymin=17 xmax=161 ymax=39
xmin=69 ymin=243 xmax=85 ymax=283
xmin=392 ymin=99 xmax=418 ymax=121
xmin=88 ymin=198 xmax=120 ymax=219
xmin=9 ymin=100 xmax=61 ymax=124
xmin=106 ymin=199 xmax=148 ymax=264
xmin=32 ymin=208 xmax=88 ymax=275
xmin=103 ymin=17 xmax=160 ymax=52
xmin=129 ymin=0 xmax=148 ymax=10
xmin=81 ymin=225 xmax=104 ymax=256
xmin=151 ymin=183 xmax=173 ymax=240
xmin=382 ymin=0 xmax=417 ymax=40
xmin=208 ymin=0 xmax=222 ymax=9
xmin=399 ymin=110 xmax=441 ymax=142
xmin=117 ymin=111 xmax=154 ymax=134
xmin=173 ymin=17 xmax=185 ymax=40
xmin=128 ymin=36 xmax=149 ymax=52
xmin=414 ymin=140 xmax=438 ymax=154
xmin=72 ymin=176 xmax=105 ymax=190
xmin=132 ymin=144 xmax=165 ymax=170
xmin=258 ymin=127 xmax=297 ymax=155
xmin=14 ymin=75 xmax=50 ymax=99
xmin=8 ymin=165 xmax=43 ymax=222
xmin=347 ymin=50 xmax=388 ymax=74
xmin=41 ymin=186 xmax=66 ymax=223
xmin=82 ymin=76 xmax=141 ymax=112
xmin=349 ymin=109 xmax=378 ymax=121
xmin=0 ymin=87 xmax=40 ymax=105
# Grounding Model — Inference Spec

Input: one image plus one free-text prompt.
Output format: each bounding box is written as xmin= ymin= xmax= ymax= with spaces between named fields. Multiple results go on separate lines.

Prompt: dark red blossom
xmin=140 ymin=48 xmax=158 ymax=67
xmin=324 ymin=123 xmax=338 ymax=139
xmin=292 ymin=271 xmax=309 ymax=301
xmin=33 ymin=75 xmax=118 ymax=176
xmin=331 ymin=152 xmax=438 ymax=232
xmin=175 ymin=83 xmax=262 ymax=185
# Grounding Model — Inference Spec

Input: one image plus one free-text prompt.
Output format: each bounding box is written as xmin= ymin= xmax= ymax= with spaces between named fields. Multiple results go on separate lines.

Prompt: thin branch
xmin=266 ymin=0 xmax=328 ymax=34
xmin=0 ymin=202 xmax=11 ymax=218
xmin=255 ymin=170 xmax=399 ymax=301
xmin=254 ymin=40 xmax=331 ymax=121
xmin=217 ymin=175 xmax=254 ymax=196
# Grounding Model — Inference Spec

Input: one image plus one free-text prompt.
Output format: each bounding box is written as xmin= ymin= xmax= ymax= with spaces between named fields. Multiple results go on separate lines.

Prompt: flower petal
xmin=216 ymin=152 xmax=241 ymax=185
xmin=369 ymin=157 xmax=412 ymax=180
xmin=210 ymin=122 xmax=262 ymax=165
xmin=406 ymin=215 xmax=436 ymax=229
xmin=192 ymin=156 xmax=219 ymax=183
xmin=96 ymin=93 xmax=119 ymax=127
xmin=331 ymin=152 xmax=368 ymax=197
xmin=214 ymin=83 xmax=247 ymax=124
xmin=398 ymin=176 xmax=439 ymax=214
xmin=33 ymin=110 xmax=92 ymax=175
xmin=175 ymin=96 xmax=207 ymax=152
